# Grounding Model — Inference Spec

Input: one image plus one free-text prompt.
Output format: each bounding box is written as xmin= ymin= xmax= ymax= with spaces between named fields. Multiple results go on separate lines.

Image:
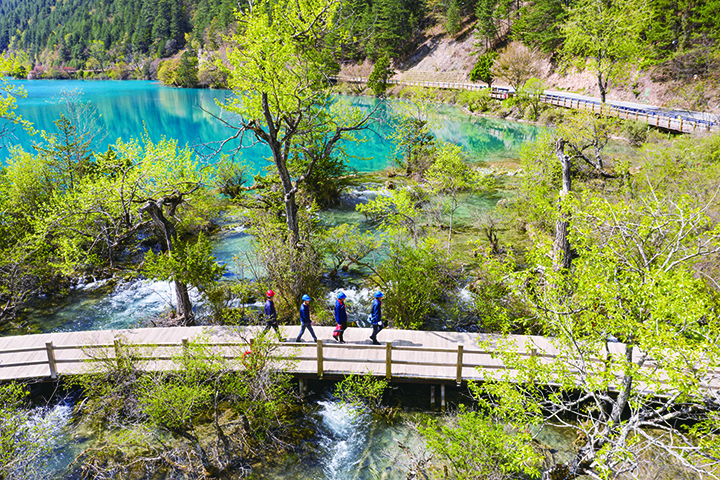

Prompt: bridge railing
xmin=1 ymin=337 xmax=543 ymax=385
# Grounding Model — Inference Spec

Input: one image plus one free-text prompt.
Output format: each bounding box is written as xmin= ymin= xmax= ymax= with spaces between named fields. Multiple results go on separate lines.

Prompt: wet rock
xmin=385 ymin=180 xmax=395 ymax=190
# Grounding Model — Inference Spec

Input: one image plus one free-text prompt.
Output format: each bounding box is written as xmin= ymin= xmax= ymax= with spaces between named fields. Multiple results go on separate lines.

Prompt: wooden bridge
xmin=0 ymin=324 xmax=682 ymax=394
xmin=331 ymin=75 xmax=719 ymax=134
xmin=1 ymin=326 xmax=509 ymax=384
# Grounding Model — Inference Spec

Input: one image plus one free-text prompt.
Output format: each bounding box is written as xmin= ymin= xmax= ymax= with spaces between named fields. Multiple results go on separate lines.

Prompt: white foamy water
xmin=317 ymin=400 xmax=367 ymax=479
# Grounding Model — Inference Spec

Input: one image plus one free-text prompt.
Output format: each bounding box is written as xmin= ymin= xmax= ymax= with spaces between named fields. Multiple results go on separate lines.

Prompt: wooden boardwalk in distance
xmin=0 ymin=325 xmax=549 ymax=384
xmin=331 ymin=75 xmax=719 ymax=135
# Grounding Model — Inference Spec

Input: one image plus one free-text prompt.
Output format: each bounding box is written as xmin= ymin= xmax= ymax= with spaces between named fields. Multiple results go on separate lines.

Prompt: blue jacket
xmin=370 ymin=298 xmax=382 ymax=325
xmin=264 ymin=299 xmax=276 ymax=322
xmin=300 ymin=302 xmax=311 ymax=324
xmin=334 ymin=300 xmax=347 ymax=324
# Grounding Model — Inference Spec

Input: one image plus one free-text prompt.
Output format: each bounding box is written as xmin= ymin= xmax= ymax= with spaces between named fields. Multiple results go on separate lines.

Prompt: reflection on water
xmin=4 ymin=80 xmax=541 ymax=173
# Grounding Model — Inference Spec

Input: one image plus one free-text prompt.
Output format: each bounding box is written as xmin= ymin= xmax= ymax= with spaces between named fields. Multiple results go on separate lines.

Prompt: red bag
xmin=333 ymin=324 xmax=342 ymax=335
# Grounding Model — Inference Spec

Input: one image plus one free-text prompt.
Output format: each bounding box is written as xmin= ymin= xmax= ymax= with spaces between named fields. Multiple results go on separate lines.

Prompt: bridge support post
xmin=299 ymin=378 xmax=306 ymax=400
xmin=441 ymin=384 xmax=446 ymax=410
xmin=430 ymin=386 xmax=435 ymax=406
xmin=456 ymin=345 xmax=464 ymax=386
xmin=46 ymin=341 xmax=57 ymax=379
xmin=317 ymin=340 xmax=323 ymax=379
xmin=385 ymin=342 xmax=392 ymax=380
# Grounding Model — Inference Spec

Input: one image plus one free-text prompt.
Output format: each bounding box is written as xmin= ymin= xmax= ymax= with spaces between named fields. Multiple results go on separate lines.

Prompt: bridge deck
xmin=0 ymin=325 xmax=645 ymax=385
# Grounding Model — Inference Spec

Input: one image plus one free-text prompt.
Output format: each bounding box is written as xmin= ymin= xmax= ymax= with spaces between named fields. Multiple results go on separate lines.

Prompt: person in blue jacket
xmin=263 ymin=290 xmax=282 ymax=341
xmin=333 ymin=291 xmax=348 ymax=343
xmin=295 ymin=294 xmax=317 ymax=342
xmin=369 ymin=291 xmax=383 ymax=345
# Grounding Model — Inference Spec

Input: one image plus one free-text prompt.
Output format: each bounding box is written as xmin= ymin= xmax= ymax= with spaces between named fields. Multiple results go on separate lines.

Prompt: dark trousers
xmin=264 ymin=321 xmax=282 ymax=340
xmin=370 ymin=323 xmax=383 ymax=341
xmin=296 ymin=322 xmax=317 ymax=342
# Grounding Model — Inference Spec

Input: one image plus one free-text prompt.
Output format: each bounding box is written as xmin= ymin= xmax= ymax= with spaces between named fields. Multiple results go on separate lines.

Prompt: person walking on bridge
xmin=369 ymin=291 xmax=383 ymax=345
xmin=333 ymin=291 xmax=348 ymax=343
xmin=295 ymin=294 xmax=317 ymax=342
xmin=263 ymin=290 xmax=282 ymax=341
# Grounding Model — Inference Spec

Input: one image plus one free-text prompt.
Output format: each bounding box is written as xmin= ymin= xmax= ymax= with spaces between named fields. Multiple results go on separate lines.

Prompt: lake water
xmin=2 ymin=80 xmax=540 ymax=172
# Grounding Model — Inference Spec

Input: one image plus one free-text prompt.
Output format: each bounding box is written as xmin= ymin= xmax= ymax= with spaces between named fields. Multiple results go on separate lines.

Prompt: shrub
xmin=622 ymin=120 xmax=649 ymax=146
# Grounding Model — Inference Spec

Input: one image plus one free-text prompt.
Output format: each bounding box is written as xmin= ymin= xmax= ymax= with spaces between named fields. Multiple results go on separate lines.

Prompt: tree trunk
xmin=140 ymin=196 xmax=194 ymax=324
xmin=175 ymin=280 xmax=193 ymax=326
xmin=553 ymin=139 xmax=573 ymax=270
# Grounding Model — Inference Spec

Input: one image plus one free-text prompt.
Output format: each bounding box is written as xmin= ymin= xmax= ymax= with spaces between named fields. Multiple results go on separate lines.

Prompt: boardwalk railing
xmin=0 ymin=327 xmax=536 ymax=384
xmin=1 ymin=336 xmax=508 ymax=385
xmin=2 ymin=327 xmax=718 ymax=396
xmin=330 ymin=75 xmax=719 ymax=134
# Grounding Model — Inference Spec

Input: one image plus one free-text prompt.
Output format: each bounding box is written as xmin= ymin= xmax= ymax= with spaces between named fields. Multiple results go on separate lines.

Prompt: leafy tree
xmin=334 ymin=372 xmax=388 ymax=414
xmin=223 ymin=0 xmax=376 ymax=245
xmin=0 ymin=53 xmax=34 ymax=144
xmin=378 ymin=234 xmax=461 ymax=329
xmin=357 ymin=187 xmax=429 ymax=246
xmin=479 ymin=187 xmax=720 ymax=479
xmin=389 ymin=87 xmax=440 ymax=178
xmin=367 ymin=53 xmax=395 ymax=97
xmin=425 ymin=142 xmax=494 ymax=249
xmin=142 ymin=234 xmax=225 ymax=322
xmin=491 ymin=41 xmax=540 ymax=91
xmin=422 ymin=405 xmax=542 ymax=480
xmin=469 ymin=51 xmax=498 ymax=87
xmin=475 ymin=0 xmax=499 ymax=50
xmin=561 ymin=0 xmax=650 ymax=103
xmin=444 ymin=0 xmax=463 ymax=36
xmin=515 ymin=77 xmax=546 ymax=119
xmin=513 ymin=0 xmax=566 ymax=54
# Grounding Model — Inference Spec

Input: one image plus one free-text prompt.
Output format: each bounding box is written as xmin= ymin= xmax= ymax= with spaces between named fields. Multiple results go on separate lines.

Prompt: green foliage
xmin=444 ymin=0 xmax=462 ymax=36
xmin=421 ymin=406 xmax=542 ymax=480
xmin=561 ymin=0 xmax=650 ymax=102
xmin=367 ymin=53 xmax=395 ymax=97
xmin=70 ymin=334 xmax=297 ymax=477
xmin=334 ymin=372 xmax=388 ymax=413
xmin=321 ymin=223 xmax=380 ymax=275
xmin=458 ymin=89 xmax=494 ymax=113
xmin=142 ymin=233 xmax=225 ymax=293
xmin=0 ymin=383 xmax=55 ymax=480
xmin=245 ymin=206 xmax=325 ymax=319
xmin=621 ymin=119 xmax=650 ymax=146
xmin=469 ymin=52 xmax=498 ymax=87
xmin=426 ymin=142 xmax=495 ymax=246
xmin=378 ymin=234 xmax=461 ymax=329
xmin=512 ymin=0 xmax=566 ymax=53
xmin=514 ymin=77 xmax=546 ymax=120
xmin=357 ymin=187 xmax=429 ymax=244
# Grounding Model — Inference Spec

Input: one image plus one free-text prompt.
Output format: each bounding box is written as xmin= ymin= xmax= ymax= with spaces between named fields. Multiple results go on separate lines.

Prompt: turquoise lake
xmin=2 ymin=80 xmax=540 ymax=171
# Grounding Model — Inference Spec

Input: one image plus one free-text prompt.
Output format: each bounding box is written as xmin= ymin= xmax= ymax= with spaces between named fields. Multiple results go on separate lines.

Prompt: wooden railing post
xmin=456 ymin=344 xmax=464 ymax=385
xmin=46 ymin=341 xmax=57 ymax=379
xmin=317 ymin=339 xmax=323 ymax=379
xmin=114 ymin=339 xmax=122 ymax=368
xmin=385 ymin=342 xmax=392 ymax=380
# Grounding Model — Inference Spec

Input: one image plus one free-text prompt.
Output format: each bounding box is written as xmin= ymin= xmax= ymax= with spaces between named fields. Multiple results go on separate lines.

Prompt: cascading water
xmin=316 ymin=400 xmax=369 ymax=479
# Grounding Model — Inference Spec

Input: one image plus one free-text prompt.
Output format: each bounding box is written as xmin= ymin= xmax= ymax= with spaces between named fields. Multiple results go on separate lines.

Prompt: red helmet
xmin=266 ymin=290 xmax=275 ymax=298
